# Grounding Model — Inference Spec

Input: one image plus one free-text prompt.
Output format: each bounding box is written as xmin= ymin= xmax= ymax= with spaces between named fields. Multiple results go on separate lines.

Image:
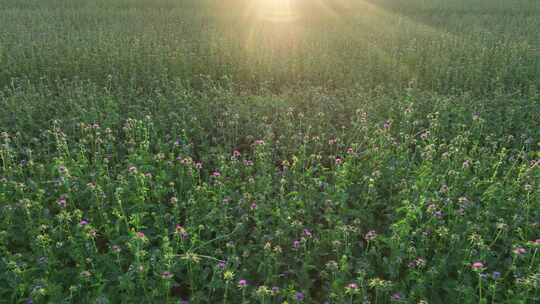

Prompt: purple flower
xmin=335 ymin=157 xmax=343 ymax=165
xmin=303 ymin=229 xmax=312 ymax=238
xmin=238 ymin=279 xmax=247 ymax=287
xmin=79 ymin=220 xmax=89 ymax=226
xmin=293 ymin=240 xmax=301 ymax=249
xmin=492 ymin=271 xmax=501 ymax=280
xmin=218 ymin=261 xmax=226 ymax=269
xmin=250 ymin=202 xmax=257 ymax=210
xmin=347 ymin=283 xmax=358 ymax=289
xmin=513 ymin=247 xmax=526 ymax=255
xmin=391 ymin=292 xmax=402 ymax=301
xmin=57 ymin=196 xmax=67 ymax=208
xmin=472 ymin=262 xmax=484 ymax=270
xmin=243 ymin=160 xmax=253 ymax=166
xmin=295 ymin=292 xmax=304 ymax=301
xmin=271 ymin=286 xmax=280 ymax=294
xmin=212 ymin=171 xmax=221 ymax=177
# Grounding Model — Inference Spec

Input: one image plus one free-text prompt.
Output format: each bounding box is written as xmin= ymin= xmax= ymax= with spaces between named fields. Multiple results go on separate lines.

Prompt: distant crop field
xmin=0 ymin=0 xmax=539 ymax=303
xmin=1 ymin=0 xmax=539 ymax=93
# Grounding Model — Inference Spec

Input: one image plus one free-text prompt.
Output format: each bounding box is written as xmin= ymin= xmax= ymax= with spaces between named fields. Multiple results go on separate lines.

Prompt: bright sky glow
xmin=252 ymin=0 xmax=299 ymax=23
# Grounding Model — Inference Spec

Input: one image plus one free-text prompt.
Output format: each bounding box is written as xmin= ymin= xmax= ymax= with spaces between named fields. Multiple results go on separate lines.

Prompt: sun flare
xmin=253 ymin=0 xmax=299 ymax=23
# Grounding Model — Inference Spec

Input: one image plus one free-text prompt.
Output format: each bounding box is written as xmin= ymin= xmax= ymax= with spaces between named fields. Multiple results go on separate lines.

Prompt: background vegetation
xmin=0 ymin=0 xmax=539 ymax=303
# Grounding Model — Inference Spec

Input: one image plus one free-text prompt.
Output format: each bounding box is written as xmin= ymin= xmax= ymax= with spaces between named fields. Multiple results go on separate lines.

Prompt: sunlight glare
xmin=253 ymin=0 xmax=299 ymax=23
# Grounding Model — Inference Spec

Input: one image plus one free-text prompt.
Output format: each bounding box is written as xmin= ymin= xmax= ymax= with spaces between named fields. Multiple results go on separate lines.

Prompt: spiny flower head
xmin=223 ymin=270 xmax=234 ymax=281
xmin=238 ymin=279 xmax=247 ymax=288
xmin=345 ymin=283 xmax=359 ymax=294
xmin=471 ymin=262 xmax=484 ymax=270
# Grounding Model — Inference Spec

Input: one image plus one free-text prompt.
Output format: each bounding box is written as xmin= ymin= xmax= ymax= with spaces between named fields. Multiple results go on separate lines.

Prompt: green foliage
xmin=0 ymin=0 xmax=539 ymax=95
xmin=0 ymin=0 xmax=539 ymax=303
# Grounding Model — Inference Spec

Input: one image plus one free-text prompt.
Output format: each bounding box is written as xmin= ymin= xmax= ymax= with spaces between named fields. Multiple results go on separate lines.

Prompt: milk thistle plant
xmin=1 ymin=0 xmax=540 ymax=303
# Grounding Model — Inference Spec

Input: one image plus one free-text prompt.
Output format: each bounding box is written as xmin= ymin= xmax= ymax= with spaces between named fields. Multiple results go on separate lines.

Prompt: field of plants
xmin=0 ymin=0 xmax=539 ymax=303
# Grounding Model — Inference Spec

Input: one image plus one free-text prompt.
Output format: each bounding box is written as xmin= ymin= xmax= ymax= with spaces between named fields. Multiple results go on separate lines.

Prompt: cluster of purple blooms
xmin=30 ymin=128 xmax=537 ymax=304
